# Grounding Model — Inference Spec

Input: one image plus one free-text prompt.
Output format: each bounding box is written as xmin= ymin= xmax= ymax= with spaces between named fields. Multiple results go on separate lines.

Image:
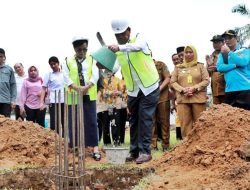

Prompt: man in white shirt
xmin=107 ymin=19 xmax=160 ymax=164
xmin=14 ymin=63 xmax=27 ymax=120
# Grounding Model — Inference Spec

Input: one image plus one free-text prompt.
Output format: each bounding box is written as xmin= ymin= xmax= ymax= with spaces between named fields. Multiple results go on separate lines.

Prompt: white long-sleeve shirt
xmin=15 ymin=73 xmax=27 ymax=105
xmin=113 ymin=33 xmax=159 ymax=97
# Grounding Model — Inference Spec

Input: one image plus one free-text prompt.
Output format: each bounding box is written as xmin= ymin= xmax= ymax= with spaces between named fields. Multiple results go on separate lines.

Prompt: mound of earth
xmin=0 ymin=116 xmax=106 ymax=169
xmin=148 ymin=104 xmax=250 ymax=190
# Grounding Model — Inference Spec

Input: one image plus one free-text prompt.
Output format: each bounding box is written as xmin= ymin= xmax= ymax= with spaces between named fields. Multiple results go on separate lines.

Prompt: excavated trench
xmin=0 ymin=167 xmax=154 ymax=190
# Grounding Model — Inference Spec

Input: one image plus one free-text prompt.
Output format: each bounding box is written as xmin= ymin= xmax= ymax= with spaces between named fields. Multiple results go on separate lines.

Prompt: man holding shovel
xmin=106 ymin=19 xmax=160 ymax=164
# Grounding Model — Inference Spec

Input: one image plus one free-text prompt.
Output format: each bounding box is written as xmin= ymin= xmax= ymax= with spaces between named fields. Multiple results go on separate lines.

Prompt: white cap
xmin=111 ymin=19 xmax=129 ymax=34
xmin=72 ymin=36 xmax=88 ymax=43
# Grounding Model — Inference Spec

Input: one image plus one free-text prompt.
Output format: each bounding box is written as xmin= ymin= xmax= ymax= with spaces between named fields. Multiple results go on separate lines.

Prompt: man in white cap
xmin=62 ymin=36 xmax=101 ymax=161
xmin=108 ymin=19 xmax=160 ymax=164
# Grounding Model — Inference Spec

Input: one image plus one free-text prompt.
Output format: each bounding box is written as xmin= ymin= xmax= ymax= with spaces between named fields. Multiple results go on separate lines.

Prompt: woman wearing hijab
xmin=170 ymin=45 xmax=209 ymax=138
xmin=19 ymin=66 xmax=46 ymax=127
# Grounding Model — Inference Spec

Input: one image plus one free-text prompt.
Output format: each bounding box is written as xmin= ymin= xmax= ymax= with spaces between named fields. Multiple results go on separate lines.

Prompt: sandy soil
xmin=146 ymin=104 xmax=250 ymax=190
xmin=0 ymin=116 xmax=106 ymax=169
xmin=0 ymin=104 xmax=250 ymax=190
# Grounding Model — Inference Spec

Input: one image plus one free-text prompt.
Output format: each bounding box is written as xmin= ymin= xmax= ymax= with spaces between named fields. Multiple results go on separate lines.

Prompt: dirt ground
xmin=146 ymin=104 xmax=250 ymax=190
xmin=0 ymin=104 xmax=250 ymax=190
xmin=0 ymin=116 xmax=107 ymax=170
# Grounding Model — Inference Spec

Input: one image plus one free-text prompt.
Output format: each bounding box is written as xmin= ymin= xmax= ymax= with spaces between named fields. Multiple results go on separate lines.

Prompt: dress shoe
xmin=125 ymin=153 xmax=138 ymax=162
xmin=135 ymin=154 xmax=152 ymax=164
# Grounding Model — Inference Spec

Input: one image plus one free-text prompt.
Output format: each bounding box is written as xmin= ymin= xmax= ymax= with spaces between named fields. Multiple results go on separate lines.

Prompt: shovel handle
xmin=96 ymin=32 xmax=106 ymax=46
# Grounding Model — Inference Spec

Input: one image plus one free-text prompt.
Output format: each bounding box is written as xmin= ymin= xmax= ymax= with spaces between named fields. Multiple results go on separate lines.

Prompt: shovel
xmin=96 ymin=32 xmax=106 ymax=46
xmin=92 ymin=32 xmax=117 ymax=71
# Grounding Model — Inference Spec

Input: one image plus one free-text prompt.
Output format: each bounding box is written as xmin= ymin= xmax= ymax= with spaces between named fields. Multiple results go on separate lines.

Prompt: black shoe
xmin=125 ymin=153 xmax=138 ymax=162
xmin=135 ymin=154 xmax=152 ymax=164
xmin=92 ymin=152 xmax=101 ymax=161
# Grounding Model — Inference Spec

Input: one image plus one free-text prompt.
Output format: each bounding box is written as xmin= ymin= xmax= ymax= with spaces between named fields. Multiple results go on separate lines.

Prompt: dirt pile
xmin=149 ymin=104 xmax=250 ymax=189
xmin=0 ymin=116 xmax=107 ymax=170
xmin=0 ymin=116 xmax=58 ymax=168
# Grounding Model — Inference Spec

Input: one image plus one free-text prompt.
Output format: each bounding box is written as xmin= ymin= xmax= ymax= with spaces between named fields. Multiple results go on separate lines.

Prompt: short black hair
xmin=48 ymin=56 xmax=59 ymax=64
xmin=0 ymin=48 xmax=5 ymax=55
xmin=73 ymin=40 xmax=88 ymax=48
xmin=176 ymin=46 xmax=185 ymax=54
xmin=172 ymin=53 xmax=178 ymax=58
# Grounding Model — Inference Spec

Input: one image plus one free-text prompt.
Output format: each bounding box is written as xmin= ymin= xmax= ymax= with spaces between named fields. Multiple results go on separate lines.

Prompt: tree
xmin=232 ymin=4 xmax=250 ymax=47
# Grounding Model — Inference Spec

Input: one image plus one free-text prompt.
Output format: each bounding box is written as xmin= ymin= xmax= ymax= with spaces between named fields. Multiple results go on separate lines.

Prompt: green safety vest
xmin=116 ymin=36 xmax=159 ymax=92
xmin=65 ymin=55 xmax=97 ymax=104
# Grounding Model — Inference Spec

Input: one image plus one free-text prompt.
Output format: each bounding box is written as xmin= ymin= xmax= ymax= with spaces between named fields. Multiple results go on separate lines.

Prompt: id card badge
xmin=187 ymin=74 xmax=193 ymax=84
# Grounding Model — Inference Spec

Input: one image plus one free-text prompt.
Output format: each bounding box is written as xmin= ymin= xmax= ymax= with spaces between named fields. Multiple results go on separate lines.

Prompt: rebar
xmin=52 ymin=89 xmax=86 ymax=190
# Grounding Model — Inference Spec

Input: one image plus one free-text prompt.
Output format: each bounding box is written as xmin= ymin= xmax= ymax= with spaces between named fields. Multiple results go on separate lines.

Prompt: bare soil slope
xmin=0 ymin=116 xmax=106 ymax=169
xmin=147 ymin=104 xmax=250 ymax=190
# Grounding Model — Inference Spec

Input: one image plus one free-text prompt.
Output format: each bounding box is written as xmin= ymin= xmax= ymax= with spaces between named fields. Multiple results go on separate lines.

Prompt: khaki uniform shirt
xmin=171 ymin=63 xmax=209 ymax=104
xmin=155 ymin=61 xmax=170 ymax=103
xmin=210 ymin=51 xmax=226 ymax=96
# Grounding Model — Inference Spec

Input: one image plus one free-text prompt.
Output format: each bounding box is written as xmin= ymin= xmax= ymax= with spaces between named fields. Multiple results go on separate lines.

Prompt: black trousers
xmin=25 ymin=105 xmax=46 ymax=127
xmin=128 ymin=88 xmax=160 ymax=155
xmin=225 ymin=90 xmax=250 ymax=110
xmin=49 ymin=103 xmax=64 ymax=134
xmin=68 ymin=96 xmax=98 ymax=148
xmin=117 ymin=108 xmax=127 ymax=144
xmin=0 ymin=103 xmax=11 ymax=117
xmin=15 ymin=105 xmax=24 ymax=120
xmin=97 ymin=112 xmax=103 ymax=141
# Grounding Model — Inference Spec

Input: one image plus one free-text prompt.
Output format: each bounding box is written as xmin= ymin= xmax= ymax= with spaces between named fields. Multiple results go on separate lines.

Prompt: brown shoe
xmin=135 ymin=154 xmax=152 ymax=164
xmin=125 ymin=153 xmax=138 ymax=162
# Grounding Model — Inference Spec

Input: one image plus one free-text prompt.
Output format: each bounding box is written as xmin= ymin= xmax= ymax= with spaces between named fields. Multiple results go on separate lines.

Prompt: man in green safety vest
xmin=108 ymin=19 xmax=160 ymax=164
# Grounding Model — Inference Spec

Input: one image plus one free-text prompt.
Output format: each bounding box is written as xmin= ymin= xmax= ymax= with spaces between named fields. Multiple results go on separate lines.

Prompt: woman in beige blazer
xmin=171 ymin=45 xmax=209 ymax=138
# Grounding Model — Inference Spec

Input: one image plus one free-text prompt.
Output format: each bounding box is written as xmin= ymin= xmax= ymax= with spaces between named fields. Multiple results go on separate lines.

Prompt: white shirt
xmin=43 ymin=71 xmax=73 ymax=103
xmin=113 ymin=33 xmax=159 ymax=97
xmin=15 ymin=73 xmax=28 ymax=105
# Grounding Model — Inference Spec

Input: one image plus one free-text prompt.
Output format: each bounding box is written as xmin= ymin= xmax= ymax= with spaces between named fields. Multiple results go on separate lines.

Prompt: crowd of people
xmin=0 ymin=19 xmax=249 ymax=164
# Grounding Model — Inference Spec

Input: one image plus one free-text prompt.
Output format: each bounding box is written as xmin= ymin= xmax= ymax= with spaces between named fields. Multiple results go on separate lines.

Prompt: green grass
xmin=132 ymin=173 xmax=162 ymax=190
xmin=0 ymin=165 xmax=38 ymax=174
xmin=99 ymin=128 xmax=181 ymax=158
